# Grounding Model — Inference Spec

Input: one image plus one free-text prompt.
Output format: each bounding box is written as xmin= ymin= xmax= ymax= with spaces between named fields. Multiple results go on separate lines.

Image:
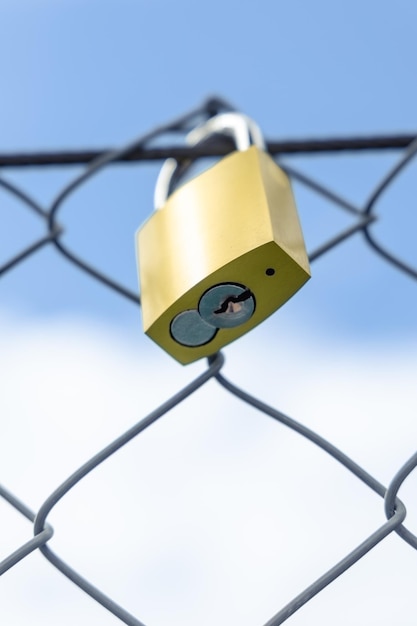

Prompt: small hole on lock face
xmin=265 ymin=268 xmax=275 ymax=276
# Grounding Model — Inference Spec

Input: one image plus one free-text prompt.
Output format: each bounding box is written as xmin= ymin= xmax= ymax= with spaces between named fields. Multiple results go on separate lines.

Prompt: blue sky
xmin=1 ymin=2 xmax=417 ymax=626
xmin=1 ymin=0 xmax=416 ymax=339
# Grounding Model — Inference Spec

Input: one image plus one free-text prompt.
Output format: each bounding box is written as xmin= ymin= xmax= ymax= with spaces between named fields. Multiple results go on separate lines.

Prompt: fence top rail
xmin=0 ymin=133 xmax=416 ymax=168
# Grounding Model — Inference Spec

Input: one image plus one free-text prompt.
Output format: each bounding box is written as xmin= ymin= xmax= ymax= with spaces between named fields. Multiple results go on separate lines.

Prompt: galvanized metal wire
xmin=1 ymin=97 xmax=416 ymax=625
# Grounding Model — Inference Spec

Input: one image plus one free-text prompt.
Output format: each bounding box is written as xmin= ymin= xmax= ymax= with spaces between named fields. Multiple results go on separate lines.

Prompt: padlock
xmin=136 ymin=112 xmax=311 ymax=365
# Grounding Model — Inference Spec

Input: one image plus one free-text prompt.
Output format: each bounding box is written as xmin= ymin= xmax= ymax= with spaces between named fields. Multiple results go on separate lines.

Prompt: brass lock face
xmin=136 ymin=139 xmax=311 ymax=365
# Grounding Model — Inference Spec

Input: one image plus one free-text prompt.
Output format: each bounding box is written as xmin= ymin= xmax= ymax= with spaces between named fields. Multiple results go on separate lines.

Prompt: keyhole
xmin=199 ymin=283 xmax=256 ymax=328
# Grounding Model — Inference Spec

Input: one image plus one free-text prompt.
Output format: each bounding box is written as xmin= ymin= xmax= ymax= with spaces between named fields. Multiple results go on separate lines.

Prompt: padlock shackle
xmin=154 ymin=112 xmax=266 ymax=210
xmin=153 ymin=158 xmax=179 ymax=211
xmin=186 ymin=113 xmax=265 ymax=152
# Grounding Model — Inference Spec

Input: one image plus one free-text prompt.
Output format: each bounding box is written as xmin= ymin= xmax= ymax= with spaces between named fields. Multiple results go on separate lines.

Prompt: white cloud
xmin=0 ymin=314 xmax=416 ymax=626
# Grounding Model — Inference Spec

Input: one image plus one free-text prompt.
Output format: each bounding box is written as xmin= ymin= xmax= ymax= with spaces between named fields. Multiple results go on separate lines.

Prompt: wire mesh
xmin=0 ymin=96 xmax=416 ymax=625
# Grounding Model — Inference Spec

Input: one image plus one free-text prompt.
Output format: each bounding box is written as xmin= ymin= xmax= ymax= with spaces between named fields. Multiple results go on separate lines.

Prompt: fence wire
xmin=0 ymin=96 xmax=417 ymax=626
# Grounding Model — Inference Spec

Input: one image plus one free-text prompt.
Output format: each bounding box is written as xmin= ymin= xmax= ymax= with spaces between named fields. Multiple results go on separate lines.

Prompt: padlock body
xmin=136 ymin=146 xmax=310 ymax=364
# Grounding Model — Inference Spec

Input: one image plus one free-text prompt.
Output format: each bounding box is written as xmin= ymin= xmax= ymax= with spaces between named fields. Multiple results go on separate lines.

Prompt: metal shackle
xmin=153 ymin=112 xmax=266 ymax=211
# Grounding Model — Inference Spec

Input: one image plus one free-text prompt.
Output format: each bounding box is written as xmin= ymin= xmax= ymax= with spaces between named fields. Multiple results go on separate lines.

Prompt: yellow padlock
xmin=136 ymin=113 xmax=310 ymax=364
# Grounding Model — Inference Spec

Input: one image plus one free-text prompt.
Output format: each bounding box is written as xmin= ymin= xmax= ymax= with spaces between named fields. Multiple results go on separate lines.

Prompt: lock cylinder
xmin=136 ymin=113 xmax=311 ymax=364
xmin=170 ymin=309 xmax=217 ymax=347
xmin=199 ymin=283 xmax=255 ymax=329
xmin=170 ymin=282 xmax=256 ymax=347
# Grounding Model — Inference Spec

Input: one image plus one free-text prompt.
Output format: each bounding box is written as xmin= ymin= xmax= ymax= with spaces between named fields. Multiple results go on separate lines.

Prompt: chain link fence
xmin=1 ymin=97 xmax=417 ymax=625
